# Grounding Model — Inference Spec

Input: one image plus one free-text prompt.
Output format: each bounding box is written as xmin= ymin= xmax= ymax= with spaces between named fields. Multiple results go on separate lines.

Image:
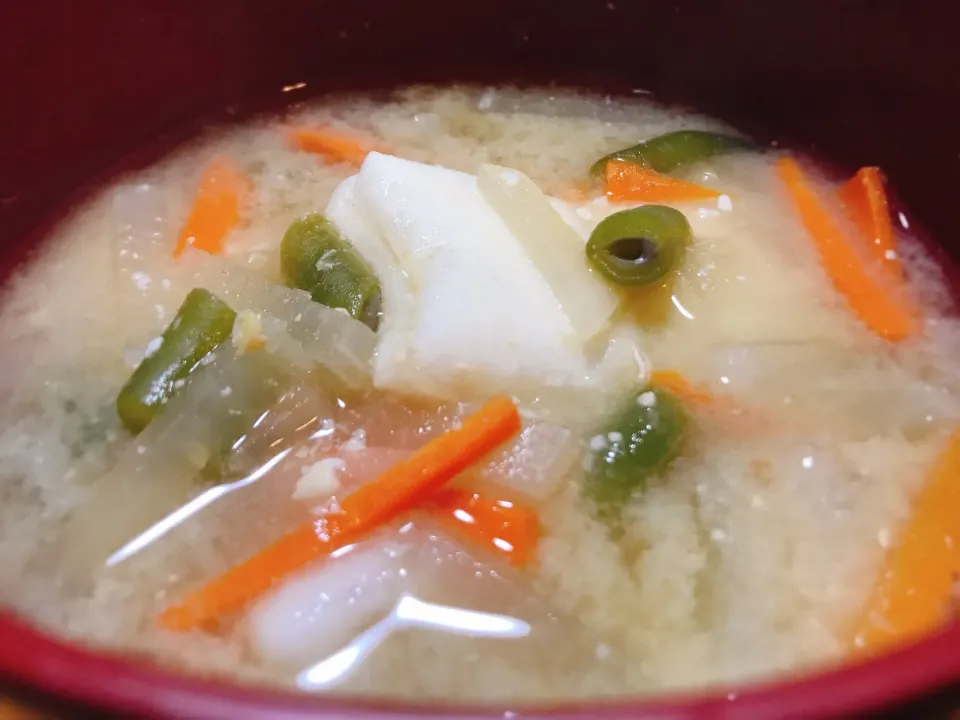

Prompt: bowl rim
xmin=0 ymin=610 xmax=957 ymax=719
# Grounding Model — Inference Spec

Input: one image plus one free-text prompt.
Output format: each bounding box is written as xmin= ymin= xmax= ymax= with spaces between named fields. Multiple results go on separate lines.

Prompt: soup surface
xmin=2 ymin=86 xmax=959 ymax=702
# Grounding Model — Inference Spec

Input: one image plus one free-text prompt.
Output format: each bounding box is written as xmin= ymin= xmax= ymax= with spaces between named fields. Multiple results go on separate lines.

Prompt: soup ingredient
xmin=65 ymin=349 xmax=290 ymax=572
xmin=179 ymin=250 xmax=376 ymax=386
xmin=591 ymin=130 xmax=754 ymax=176
xmin=649 ymin=370 xmax=714 ymax=407
xmin=248 ymin=525 xmax=572 ymax=682
xmin=479 ymin=422 xmax=578 ymax=500
xmin=279 ymin=214 xmax=382 ymax=330
xmin=115 ymin=288 xmax=237 ymax=434
xmin=248 ymin=538 xmax=418 ymax=669
xmin=430 ymin=486 xmax=540 ymax=566
xmin=776 ymin=157 xmax=919 ymax=342
xmin=586 ymin=206 xmax=690 ymax=286
xmin=287 ymin=127 xmax=383 ymax=167
xmin=476 ymin=164 xmax=619 ymax=342
xmin=334 ymin=152 xmax=637 ymax=400
xmin=158 ymin=395 xmax=522 ymax=631
xmin=838 ymin=166 xmax=902 ymax=278
xmin=850 ymin=429 xmax=960 ymax=654
xmin=584 ymin=387 xmax=688 ymax=508
xmin=604 ymin=161 xmax=721 ymax=203
xmin=228 ymin=381 xmax=334 ymax=477
xmin=173 ymin=157 xmax=250 ymax=257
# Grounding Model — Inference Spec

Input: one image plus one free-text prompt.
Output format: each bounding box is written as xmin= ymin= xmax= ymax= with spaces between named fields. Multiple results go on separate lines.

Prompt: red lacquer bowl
xmin=1 ymin=2 xmax=959 ymax=718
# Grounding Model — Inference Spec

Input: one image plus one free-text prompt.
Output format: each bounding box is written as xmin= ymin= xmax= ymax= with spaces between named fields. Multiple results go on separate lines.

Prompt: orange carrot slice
xmin=776 ymin=157 xmax=919 ymax=342
xmin=173 ymin=157 xmax=250 ymax=258
xmin=850 ymin=430 xmax=960 ymax=654
xmin=649 ymin=369 xmax=774 ymax=437
xmin=287 ymin=127 xmax=384 ymax=167
xmin=837 ymin=166 xmax=903 ymax=278
xmin=430 ymin=486 xmax=540 ymax=567
xmin=158 ymin=395 xmax=521 ymax=632
xmin=604 ymin=161 xmax=721 ymax=203
xmin=649 ymin=370 xmax=716 ymax=406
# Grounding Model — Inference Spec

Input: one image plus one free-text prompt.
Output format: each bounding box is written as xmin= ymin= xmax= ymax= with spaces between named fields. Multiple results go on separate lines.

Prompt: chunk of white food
xmin=477 ymin=164 xmax=619 ymax=343
xmin=325 ymin=153 xmax=642 ymax=402
xmin=247 ymin=537 xmax=417 ymax=668
xmin=177 ymin=249 xmax=376 ymax=387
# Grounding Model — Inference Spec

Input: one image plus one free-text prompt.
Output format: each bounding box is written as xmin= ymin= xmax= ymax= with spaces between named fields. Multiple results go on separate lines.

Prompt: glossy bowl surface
xmin=1 ymin=2 xmax=959 ymax=717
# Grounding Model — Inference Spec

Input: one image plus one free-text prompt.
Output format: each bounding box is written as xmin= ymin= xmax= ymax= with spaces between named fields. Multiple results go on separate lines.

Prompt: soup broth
xmin=1 ymin=86 xmax=959 ymax=701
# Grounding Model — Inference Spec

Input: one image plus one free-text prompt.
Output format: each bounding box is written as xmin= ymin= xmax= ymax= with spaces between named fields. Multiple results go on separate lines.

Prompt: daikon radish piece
xmin=178 ymin=249 xmax=375 ymax=387
xmin=342 ymin=152 xmax=640 ymax=401
xmin=247 ymin=536 xmax=418 ymax=668
xmin=62 ymin=348 xmax=289 ymax=573
xmin=477 ymin=164 xmax=620 ymax=342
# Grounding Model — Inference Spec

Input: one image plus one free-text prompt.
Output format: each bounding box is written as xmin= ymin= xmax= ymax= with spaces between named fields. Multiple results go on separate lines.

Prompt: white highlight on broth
xmin=296 ymin=594 xmax=531 ymax=691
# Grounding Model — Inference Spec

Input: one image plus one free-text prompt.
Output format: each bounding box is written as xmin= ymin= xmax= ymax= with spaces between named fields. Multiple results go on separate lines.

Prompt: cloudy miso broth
xmin=1 ymin=86 xmax=959 ymax=701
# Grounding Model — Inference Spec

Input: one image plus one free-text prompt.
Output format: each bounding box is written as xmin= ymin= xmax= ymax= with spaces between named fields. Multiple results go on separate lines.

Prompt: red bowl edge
xmin=0 ymin=609 xmax=958 ymax=719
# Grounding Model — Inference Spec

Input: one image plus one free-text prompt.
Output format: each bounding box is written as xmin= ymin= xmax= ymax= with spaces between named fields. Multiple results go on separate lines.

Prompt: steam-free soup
xmin=1 ymin=87 xmax=959 ymax=701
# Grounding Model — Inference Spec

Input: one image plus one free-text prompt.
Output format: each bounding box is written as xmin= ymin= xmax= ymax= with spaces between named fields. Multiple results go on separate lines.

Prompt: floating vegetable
xmin=179 ymin=249 xmax=376 ymax=388
xmin=584 ymin=386 xmax=688 ymax=508
xmin=604 ymin=162 xmax=721 ymax=203
xmin=838 ymin=166 xmax=902 ymax=278
xmin=158 ymin=395 xmax=522 ymax=631
xmin=476 ymin=164 xmax=619 ymax=342
xmin=591 ymin=130 xmax=754 ymax=176
xmin=586 ymin=205 xmax=691 ymax=286
xmin=68 ymin=349 xmax=290 ymax=574
xmin=173 ymin=157 xmax=250 ymax=257
xmin=851 ymin=430 xmax=960 ymax=654
xmin=649 ymin=370 xmax=715 ymax=407
xmin=430 ymin=485 xmax=540 ymax=567
xmin=776 ymin=157 xmax=919 ymax=342
xmin=287 ymin=127 xmax=384 ymax=167
xmin=116 ymin=288 xmax=236 ymax=434
xmin=280 ymin=214 xmax=382 ymax=330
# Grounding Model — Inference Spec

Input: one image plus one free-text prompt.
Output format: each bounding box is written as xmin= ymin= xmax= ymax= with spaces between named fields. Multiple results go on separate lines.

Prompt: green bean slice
xmin=586 ymin=206 xmax=691 ymax=286
xmin=116 ymin=288 xmax=237 ymax=434
xmin=280 ymin=214 xmax=381 ymax=330
xmin=590 ymin=130 xmax=754 ymax=176
xmin=584 ymin=386 xmax=688 ymax=509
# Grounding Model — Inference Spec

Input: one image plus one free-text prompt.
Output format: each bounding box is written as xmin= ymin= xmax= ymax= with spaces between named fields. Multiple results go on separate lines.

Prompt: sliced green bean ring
xmin=590 ymin=130 xmax=754 ymax=176
xmin=586 ymin=205 xmax=691 ymax=286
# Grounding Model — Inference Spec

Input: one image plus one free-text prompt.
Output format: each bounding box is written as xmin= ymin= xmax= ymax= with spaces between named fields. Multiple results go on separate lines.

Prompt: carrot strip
xmin=649 ymin=370 xmax=716 ymax=406
xmin=429 ymin=486 xmax=540 ymax=567
xmin=604 ymin=160 xmax=720 ymax=203
xmin=287 ymin=127 xmax=384 ymax=167
xmin=837 ymin=167 xmax=902 ymax=278
xmin=776 ymin=157 xmax=919 ymax=342
xmin=850 ymin=430 xmax=960 ymax=655
xmin=173 ymin=157 xmax=250 ymax=258
xmin=158 ymin=395 xmax=521 ymax=632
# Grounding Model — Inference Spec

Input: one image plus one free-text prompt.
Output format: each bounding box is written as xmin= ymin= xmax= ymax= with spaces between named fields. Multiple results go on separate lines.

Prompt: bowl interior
xmin=1 ymin=1 xmax=960 ymax=717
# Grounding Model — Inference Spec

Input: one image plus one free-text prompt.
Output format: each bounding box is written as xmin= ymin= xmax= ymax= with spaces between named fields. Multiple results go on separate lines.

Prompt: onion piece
xmin=477 ymin=164 xmax=620 ymax=343
xmin=227 ymin=379 xmax=337 ymax=478
xmin=479 ymin=422 xmax=577 ymax=500
xmin=178 ymin=249 xmax=375 ymax=387
xmin=62 ymin=348 xmax=290 ymax=574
